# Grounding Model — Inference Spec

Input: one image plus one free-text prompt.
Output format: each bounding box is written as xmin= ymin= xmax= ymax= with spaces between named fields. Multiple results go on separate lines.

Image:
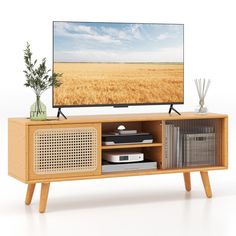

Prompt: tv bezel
xmin=52 ymin=21 xmax=184 ymax=108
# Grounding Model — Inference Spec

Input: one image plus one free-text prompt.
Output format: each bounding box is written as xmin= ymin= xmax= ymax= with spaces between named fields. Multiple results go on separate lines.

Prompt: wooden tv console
xmin=8 ymin=112 xmax=228 ymax=213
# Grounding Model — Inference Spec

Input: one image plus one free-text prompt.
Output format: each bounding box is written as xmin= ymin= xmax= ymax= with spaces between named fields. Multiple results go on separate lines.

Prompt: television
xmin=53 ymin=21 xmax=184 ymax=108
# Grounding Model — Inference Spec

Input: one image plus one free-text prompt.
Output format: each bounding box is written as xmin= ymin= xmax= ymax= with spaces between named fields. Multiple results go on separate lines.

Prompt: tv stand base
xmin=57 ymin=108 xmax=67 ymax=119
xmin=168 ymin=104 xmax=181 ymax=115
xmin=8 ymin=113 xmax=227 ymax=213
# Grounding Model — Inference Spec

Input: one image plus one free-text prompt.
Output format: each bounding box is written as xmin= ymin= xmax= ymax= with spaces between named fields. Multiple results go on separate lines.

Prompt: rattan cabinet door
xmin=28 ymin=123 xmax=101 ymax=181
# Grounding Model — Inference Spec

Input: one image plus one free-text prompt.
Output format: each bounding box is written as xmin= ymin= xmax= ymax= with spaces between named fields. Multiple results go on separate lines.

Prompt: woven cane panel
xmin=34 ymin=127 xmax=98 ymax=174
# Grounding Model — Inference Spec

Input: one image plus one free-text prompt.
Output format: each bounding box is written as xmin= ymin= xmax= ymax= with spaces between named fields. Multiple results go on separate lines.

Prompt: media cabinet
xmin=8 ymin=112 xmax=228 ymax=213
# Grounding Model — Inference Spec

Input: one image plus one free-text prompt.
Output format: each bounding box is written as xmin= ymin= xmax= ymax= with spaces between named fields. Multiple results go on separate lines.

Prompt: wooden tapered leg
xmin=183 ymin=172 xmax=191 ymax=192
xmin=25 ymin=184 xmax=36 ymax=205
xmin=39 ymin=183 xmax=50 ymax=213
xmin=200 ymin=171 xmax=212 ymax=198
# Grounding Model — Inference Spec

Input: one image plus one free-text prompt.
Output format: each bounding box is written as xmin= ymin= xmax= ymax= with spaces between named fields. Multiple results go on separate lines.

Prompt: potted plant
xmin=23 ymin=42 xmax=62 ymax=120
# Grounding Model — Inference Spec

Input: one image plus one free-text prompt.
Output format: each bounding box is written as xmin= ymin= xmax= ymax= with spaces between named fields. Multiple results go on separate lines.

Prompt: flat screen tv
xmin=53 ymin=21 xmax=184 ymax=108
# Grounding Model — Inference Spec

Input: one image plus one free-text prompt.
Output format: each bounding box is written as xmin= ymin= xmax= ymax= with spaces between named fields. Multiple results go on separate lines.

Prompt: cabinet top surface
xmin=9 ymin=112 xmax=228 ymax=126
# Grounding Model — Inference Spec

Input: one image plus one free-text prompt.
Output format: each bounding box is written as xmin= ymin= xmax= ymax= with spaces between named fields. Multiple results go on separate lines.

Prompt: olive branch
xmin=23 ymin=42 xmax=62 ymax=97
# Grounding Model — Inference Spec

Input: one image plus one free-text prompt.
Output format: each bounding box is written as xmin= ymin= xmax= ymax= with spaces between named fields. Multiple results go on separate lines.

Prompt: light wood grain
xmin=24 ymin=166 xmax=226 ymax=183
xmin=200 ymin=171 xmax=212 ymax=198
xmin=8 ymin=120 xmax=28 ymax=181
xmin=102 ymin=121 xmax=142 ymax=134
xmin=222 ymin=117 xmax=228 ymax=167
xmin=142 ymin=121 xmax=162 ymax=143
xmin=102 ymin=143 xmax=162 ymax=150
xmin=183 ymin=172 xmax=191 ymax=192
xmin=39 ymin=183 xmax=50 ymax=213
xmin=8 ymin=113 xmax=228 ymax=213
xmin=25 ymin=184 xmax=36 ymax=205
xmin=143 ymin=147 xmax=162 ymax=168
xmin=8 ymin=112 xmax=228 ymax=126
xmin=8 ymin=114 xmax=228 ymax=184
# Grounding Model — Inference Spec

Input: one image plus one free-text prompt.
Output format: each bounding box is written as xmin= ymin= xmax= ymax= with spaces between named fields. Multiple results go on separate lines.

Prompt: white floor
xmin=1 ymin=170 xmax=236 ymax=236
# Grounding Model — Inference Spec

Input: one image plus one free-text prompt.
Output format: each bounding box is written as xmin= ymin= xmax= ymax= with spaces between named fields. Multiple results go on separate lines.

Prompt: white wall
xmin=0 ymin=0 xmax=235 ymax=235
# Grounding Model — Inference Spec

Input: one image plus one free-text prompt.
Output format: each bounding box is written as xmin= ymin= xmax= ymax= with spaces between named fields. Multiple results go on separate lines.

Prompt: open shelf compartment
xmin=101 ymin=120 xmax=163 ymax=173
xmin=102 ymin=120 xmax=163 ymax=146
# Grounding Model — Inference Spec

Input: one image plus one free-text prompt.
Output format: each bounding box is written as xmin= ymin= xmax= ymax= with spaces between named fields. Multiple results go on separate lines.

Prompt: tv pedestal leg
xmin=200 ymin=171 xmax=212 ymax=198
xmin=183 ymin=172 xmax=191 ymax=192
xmin=39 ymin=183 xmax=50 ymax=213
xmin=168 ymin=104 xmax=181 ymax=115
xmin=57 ymin=108 xmax=67 ymax=119
xmin=25 ymin=184 xmax=36 ymax=205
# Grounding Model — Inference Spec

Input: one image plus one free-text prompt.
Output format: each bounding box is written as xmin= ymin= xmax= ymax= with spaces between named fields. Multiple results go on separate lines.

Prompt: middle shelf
xmin=101 ymin=142 xmax=162 ymax=150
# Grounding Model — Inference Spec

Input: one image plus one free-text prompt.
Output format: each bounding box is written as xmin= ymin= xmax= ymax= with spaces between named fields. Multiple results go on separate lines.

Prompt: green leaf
xmin=23 ymin=42 xmax=63 ymax=94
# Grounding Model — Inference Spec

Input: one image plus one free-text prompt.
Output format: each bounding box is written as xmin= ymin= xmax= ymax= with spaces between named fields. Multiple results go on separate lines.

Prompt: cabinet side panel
xmin=161 ymin=120 xmax=166 ymax=169
xmin=221 ymin=117 xmax=228 ymax=167
xmin=8 ymin=121 xmax=28 ymax=182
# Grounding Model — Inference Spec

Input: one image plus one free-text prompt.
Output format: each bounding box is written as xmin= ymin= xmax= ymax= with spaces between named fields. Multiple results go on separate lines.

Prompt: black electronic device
xmin=102 ymin=132 xmax=153 ymax=145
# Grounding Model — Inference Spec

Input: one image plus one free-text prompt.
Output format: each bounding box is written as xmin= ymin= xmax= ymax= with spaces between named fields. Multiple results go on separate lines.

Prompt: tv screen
xmin=53 ymin=21 xmax=184 ymax=107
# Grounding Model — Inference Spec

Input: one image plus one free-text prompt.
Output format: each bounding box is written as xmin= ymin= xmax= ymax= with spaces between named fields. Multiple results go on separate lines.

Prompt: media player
xmin=103 ymin=151 xmax=144 ymax=163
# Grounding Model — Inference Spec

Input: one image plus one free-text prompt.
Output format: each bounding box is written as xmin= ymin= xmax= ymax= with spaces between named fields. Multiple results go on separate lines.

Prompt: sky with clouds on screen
xmin=54 ymin=22 xmax=183 ymax=63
